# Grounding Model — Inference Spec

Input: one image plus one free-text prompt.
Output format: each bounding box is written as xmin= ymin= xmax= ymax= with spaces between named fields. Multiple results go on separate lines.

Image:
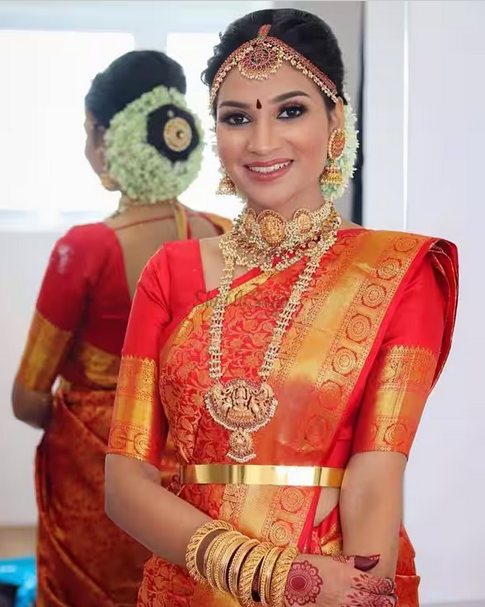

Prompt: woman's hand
xmin=284 ymin=554 xmax=396 ymax=607
xmin=12 ymin=383 xmax=53 ymax=430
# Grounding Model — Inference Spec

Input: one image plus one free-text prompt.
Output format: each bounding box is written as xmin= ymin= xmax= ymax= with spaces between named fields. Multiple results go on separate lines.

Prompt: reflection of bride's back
xmin=12 ymin=49 xmax=231 ymax=607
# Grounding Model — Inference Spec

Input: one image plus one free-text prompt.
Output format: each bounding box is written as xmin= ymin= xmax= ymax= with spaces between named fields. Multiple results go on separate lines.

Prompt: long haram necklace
xmin=205 ymin=204 xmax=341 ymax=462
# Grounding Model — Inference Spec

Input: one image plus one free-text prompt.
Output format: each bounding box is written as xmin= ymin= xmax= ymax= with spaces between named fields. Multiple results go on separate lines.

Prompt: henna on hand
xmin=346 ymin=590 xmax=397 ymax=607
xmin=284 ymin=560 xmax=323 ymax=606
xmin=352 ymin=574 xmax=396 ymax=596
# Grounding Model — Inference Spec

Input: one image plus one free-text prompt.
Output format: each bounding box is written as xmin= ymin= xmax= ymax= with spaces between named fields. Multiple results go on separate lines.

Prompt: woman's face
xmin=216 ymin=63 xmax=342 ymax=214
xmin=84 ymin=110 xmax=104 ymax=176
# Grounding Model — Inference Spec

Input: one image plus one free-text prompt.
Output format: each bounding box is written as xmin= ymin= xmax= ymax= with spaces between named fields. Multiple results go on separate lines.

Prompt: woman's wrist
xmin=185 ymin=520 xmax=233 ymax=583
xmin=39 ymin=393 xmax=53 ymax=429
xmin=185 ymin=520 xmax=298 ymax=605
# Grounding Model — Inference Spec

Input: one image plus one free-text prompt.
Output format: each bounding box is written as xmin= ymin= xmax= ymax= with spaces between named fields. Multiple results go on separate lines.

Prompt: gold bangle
xmin=203 ymin=533 xmax=223 ymax=584
xmin=270 ymin=546 xmax=299 ymax=607
xmin=217 ymin=534 xmax=248 ymax=592
xmin=259 ymin=546 xmax=283 ymax=606
xmin=228 ymin=539 xmax=259 ymax=598
xmin=185 ymin=520 xmax=233 ymax=584
xmin=238 ymin=542 xmax=272 ymax=607
xmin=206 ymin=531 xmax=241 ymax=590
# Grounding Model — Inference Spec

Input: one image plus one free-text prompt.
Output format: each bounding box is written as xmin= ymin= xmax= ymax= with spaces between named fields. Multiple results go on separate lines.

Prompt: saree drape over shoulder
xmin=15 ymin=213 xmax=231 ymax=607
xmin=108 ymin=229 xmax=458 ymax=607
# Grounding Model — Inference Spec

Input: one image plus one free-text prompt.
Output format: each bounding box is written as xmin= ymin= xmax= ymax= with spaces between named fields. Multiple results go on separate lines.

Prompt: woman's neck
xmin=246 ymin=184 xmax=326 ymax=219
xmin=116 ymin=196 xmax=178 ymax=217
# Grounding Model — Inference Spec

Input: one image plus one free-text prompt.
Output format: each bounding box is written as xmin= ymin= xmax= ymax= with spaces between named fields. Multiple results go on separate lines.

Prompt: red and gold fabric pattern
xmin=16 ymin=310 xmax=72 ymax=391
xmin=109 ymin=355 xmax=165 ymax=466
xmin=352 ymin=345 xmax=437 ymax=454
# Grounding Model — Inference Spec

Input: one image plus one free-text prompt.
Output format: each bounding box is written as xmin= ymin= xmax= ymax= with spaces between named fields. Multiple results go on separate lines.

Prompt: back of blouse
xmin=15 ymin=207 xmax=231 ymax=393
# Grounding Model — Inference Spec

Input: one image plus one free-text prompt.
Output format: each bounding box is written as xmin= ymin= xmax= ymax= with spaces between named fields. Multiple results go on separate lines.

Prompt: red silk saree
xmin=108 ymin=229 xmax=458 ymax=607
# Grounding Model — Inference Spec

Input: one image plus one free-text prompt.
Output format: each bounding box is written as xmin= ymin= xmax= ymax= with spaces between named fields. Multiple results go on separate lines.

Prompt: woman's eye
xmin=279 ymin=105 xmax=306 ymax=119
xmin=220 ymin=113 xmax=250 ymax=126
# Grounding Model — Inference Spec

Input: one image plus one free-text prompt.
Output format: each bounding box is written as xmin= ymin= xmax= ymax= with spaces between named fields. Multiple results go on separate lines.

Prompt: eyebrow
xmin=218 ymin=90 xmax=311 ymax=111
xmin=272 ymin=90 xmax=310 ymax=103
xmin=219 ymin=100 xmax=250 ymax=110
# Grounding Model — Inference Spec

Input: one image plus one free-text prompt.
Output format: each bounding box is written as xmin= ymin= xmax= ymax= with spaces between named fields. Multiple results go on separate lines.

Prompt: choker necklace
xmin=220 ymin=201 xmax=340 ymax=272
xmin=205 ymin=202 xmax=341 ymax=462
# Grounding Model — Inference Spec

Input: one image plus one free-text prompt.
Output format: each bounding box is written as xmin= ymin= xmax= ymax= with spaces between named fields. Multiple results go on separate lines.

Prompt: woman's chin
xmin=242 ymin=183 xmax=297 ymax=212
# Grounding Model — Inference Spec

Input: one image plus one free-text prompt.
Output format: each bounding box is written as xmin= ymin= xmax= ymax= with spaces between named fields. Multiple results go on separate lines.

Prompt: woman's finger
xmin=331 ymin=554 xmax=380 ymax=572
xmin=351 ymin=574 xmax=396 ymax=596
xmin=343 ymin=590 xmax=398 ymax=607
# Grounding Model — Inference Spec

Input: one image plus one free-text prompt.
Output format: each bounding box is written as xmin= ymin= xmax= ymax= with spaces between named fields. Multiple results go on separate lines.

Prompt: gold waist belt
xmin=179 ymin=464 xmax=345 ymax=487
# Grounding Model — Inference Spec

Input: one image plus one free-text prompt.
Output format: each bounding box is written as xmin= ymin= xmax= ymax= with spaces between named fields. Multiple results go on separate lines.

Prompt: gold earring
xmin=97 ymin=146 xmax=118 ymax=192
xmin=100 ymin=171 xmax=119 ymax=191
xmin=321 ymin=128 xmax=346 ymax=187
xmin=216 ymin=171 xmax=237 ymax=195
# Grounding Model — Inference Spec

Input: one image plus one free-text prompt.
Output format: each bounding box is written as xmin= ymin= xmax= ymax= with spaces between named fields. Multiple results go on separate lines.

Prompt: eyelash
xmin=219 ymin=103 xmax=307 ymax=126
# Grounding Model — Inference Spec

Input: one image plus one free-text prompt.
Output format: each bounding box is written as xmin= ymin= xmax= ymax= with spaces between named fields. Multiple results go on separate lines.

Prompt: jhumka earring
xmin=100 ymin=171 xmax=119 ymax=191
xmin=216 ymin=166 xmax=237 ymax=196
xmin=97 ymin=147 xmax=118 ymax=191
xmin=321 ymin=128 xmax=346 ymax=187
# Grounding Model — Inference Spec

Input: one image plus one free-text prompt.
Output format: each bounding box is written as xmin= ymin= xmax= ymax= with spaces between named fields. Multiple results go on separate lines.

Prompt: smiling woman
xmin=104 ymin=9 xmax=458 ymax=607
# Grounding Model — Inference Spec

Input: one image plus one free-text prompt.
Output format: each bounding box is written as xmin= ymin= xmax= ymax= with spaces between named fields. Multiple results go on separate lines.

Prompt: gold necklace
xmin=220 ymin=201 xmax=336 ymax=272
xmin=205 ymin=202 xmax=341 ymax=462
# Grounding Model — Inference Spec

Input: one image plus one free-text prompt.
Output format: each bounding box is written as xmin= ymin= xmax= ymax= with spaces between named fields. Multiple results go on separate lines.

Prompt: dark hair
xmin=202 ymin=8 xmax=345 ymax=112
xmin=85 ymin=50 xmax=187 ymax=128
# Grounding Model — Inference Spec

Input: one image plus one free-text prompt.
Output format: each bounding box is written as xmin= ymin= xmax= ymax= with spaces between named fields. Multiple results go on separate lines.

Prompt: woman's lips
xmin=244 ymin=160 xmax=293 ymax=182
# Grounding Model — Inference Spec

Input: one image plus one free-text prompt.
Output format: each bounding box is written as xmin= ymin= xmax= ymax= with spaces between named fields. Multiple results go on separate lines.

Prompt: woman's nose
xmin=246 ymin=117 xmax=279 ymax=157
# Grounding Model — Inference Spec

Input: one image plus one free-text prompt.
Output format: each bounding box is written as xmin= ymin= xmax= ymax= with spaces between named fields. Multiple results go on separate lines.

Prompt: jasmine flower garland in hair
xmin=104 ymin=86 xmax=204 ymax=202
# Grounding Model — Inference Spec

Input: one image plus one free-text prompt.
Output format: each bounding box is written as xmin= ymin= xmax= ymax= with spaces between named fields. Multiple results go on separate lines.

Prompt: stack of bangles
xmin=186 ymin=520 xmax=298 ymax=606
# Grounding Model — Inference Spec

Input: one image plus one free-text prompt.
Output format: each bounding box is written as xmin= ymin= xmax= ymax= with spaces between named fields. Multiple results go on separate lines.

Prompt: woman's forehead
xmin=217 ymin=63 xmax=320 ymax=104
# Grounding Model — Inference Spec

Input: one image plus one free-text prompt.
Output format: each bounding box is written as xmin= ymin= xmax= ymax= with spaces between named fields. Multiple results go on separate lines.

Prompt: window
xmin=167 ymin=33 xmax=239 ymax=220
xmin=0 ymin=30 xmax=134 ymax=227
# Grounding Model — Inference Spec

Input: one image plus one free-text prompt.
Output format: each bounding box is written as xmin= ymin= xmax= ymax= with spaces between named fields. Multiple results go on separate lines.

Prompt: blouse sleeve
xmin=352 ymin=247 xmax=457 ymax=458
xmin=15 ymin=227 xmax=90 ymax=391
xmin=108 ymin=248 xmax=171 ymax=469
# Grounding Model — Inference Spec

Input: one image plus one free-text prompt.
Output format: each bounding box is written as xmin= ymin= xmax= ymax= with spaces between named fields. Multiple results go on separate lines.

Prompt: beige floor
xmin=0 ymin=526 xmax=36 ymax=559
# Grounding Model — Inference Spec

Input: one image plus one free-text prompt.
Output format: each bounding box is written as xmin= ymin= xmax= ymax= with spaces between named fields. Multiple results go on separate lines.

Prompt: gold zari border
xmin=353 ymin=345 xmax=438 ymax=454
xmin=75 ymin=341 xmax=120 ymax=388
xmin=108 ymin=355 xmax=161 ymax=464
xmin=16 ymin=310 xmax=72 ymax=391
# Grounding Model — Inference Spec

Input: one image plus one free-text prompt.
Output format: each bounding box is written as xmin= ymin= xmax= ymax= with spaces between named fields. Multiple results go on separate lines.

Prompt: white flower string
xmin=104 ymin=86 xmax=204 ymax=203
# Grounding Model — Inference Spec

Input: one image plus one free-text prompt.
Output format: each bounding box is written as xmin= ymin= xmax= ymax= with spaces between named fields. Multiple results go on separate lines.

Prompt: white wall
xmin=364 ymin=1 xmax=407 ymax=230
xmin=366 ymin=1 xmax=485 ymax=604
xmin=0 ymin=233 xmax=56 ymax=524
xmin=404 ymin=1 xmax=485 ymax=603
